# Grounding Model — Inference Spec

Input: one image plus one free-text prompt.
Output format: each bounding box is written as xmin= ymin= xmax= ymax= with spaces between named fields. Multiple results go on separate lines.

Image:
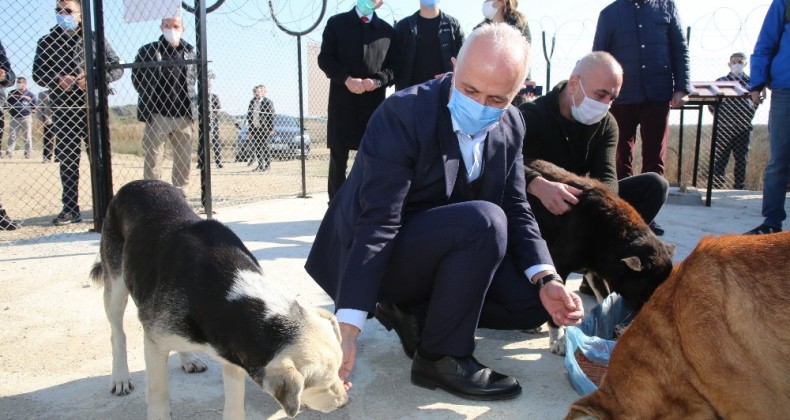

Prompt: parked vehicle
xmin=235 ymin=114 xmax=311 ymax=161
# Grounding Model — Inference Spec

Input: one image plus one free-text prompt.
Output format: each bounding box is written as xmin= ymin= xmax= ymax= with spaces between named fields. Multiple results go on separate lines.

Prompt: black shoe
xmin=216 ymin=162 xmax=223 ymax=169
xmin=52 ymin=211 xmax=82 ymax=226
xmin=375 ymin=303 xmax=421 ymax=359
xmin=577 ymin=278 xmax=595 ymax=296
xmin=0 ymin=210 xmax=20 ymax=231
xmin=253 ymin=165 xmax=270 ymax=172
xmin=649 ymin=220 xmax=665 ymax=236
xmin=411 ymin=353 xmax=522 ymax=401
xmin=745 ymin=224 xmax=782 ymax=235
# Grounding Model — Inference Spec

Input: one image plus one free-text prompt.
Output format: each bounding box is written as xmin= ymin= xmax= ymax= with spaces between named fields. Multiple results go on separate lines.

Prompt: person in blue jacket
xmin=746 ymin=0 xmax=790 ymax=234
xmin=306 ymin=23 xmax=583 ymax=401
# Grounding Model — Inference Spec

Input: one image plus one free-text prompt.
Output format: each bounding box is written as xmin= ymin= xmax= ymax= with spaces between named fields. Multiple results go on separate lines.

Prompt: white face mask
xmin=570 ymin=79 xmax=611 ymax=125
xmin=482 ymin=1 xmax=499 ymax=20
xmin=163 ymin=29 xmax=181 ymax=46
xmin=730 ymin=63 xmax=745 ymax=76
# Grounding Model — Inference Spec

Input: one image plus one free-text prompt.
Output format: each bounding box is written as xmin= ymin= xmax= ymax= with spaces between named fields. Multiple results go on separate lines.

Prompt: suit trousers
xmin=611 ymin=102 xmax=671 ymax=179
xmin=53 ymin=107 xmax=87 ymax=214
xmin=142 ymin=114 xmax=193 ymax=191
xmin=377 ymin=200 xmax=548 ymax=357
xmin=42 ymin=123 xmax=56 ymax=161
xmin=328 ymin=147 xmax=350 ymax=201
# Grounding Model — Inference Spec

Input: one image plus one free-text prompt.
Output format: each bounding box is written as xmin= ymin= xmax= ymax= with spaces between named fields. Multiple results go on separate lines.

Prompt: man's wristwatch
xmin=375 ymin=79 xmax=383 ymax=89
xmin=535 ymin=272 xmax=563 ymax=288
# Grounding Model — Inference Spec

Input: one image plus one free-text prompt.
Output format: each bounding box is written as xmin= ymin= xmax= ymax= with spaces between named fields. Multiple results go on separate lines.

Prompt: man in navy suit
xmin=306 ymin=23 xmax=584 ymax=401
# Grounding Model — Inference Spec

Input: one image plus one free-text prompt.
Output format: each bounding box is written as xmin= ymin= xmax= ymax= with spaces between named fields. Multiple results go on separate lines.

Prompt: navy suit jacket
xmin=305 ymin=75 xmax=553 ymax=313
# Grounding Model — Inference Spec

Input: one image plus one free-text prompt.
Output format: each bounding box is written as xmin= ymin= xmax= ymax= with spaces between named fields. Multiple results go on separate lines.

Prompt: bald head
xmin=455 ymin=23 xmax=530 ymax=103
xmin=571 ymin=51 xmax=623 ymax=81
xmin=560 ymin=51 xmax=623 ymax=120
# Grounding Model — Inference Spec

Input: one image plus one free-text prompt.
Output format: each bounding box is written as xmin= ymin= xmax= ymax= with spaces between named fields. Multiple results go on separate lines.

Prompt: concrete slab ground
xmin=0 ymin=189 xmax=769 ymax=419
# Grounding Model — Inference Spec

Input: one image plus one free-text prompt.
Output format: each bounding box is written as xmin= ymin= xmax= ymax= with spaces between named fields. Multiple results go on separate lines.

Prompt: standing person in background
xmin=5 ymin=77 xmax=38 ymax=159
xmin=33 ymin=0 xmax=123 ymax=226
xmin=0 ymin=41 xmax=19 ymax=231
xmin=477 ymin=0 xmax=535 ymax=106
xmin=197 ymin=84 xmax=223 ymax=170
xmin=318 ymin=0 xmax=395 ymax=202
xmin=246 ymin=84 xmax=275 ymax=172
xmin=0 ymin=40 xmax=17 ymax=158
xmin=133 ymin=12 xmax=197 ymax=195
xmin=592 ymin=0 xmax=690 ymax=236
xmin=392 ymin=0 xmax=464 ymax=92
xmin=37 ymin=90 xmax=56 ymax=163
xmin=709 ymin=52 xmax=756 ymax=190
xmin=745 ymin=0 xmax=790 ymax=235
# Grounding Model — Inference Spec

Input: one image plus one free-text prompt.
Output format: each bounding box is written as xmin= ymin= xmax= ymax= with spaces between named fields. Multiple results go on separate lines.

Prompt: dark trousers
xmin=197 ymin=122 xmax=222 ymax=166
xmin=328 ymin=147 xmax=351 ymax=201
xmin=0 ymin=109 xmax=4 ymax=146
xmin=53 ymin=108 xmax=87 ymax=214
xmin=42 ymin=123 xmax=56 ymax=161
xmin=249 ymin=126 xmax=270 ymax=168
xmin=618 ymin=172 xmax=669 ymax=224
xmin=611 ymin=102 xmax=671 ymax=179
xmin=713 ymin=128 xmax=751 ymax=189
xmin=377 ymin=201 xmax=549 ymax=357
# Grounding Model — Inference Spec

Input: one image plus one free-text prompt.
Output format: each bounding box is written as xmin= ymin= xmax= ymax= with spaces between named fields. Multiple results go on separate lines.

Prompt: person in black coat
xmin=33 ymin=0 xmax=123 ymax=225
xmin=317 ymin=1 xmax=395 ymax=201
xmin=306 ymin=23 xmax=583 ymax=401
xmin=520 ymin=52 xmax=669 ymax=236
xmin=391 ymin=1 xmax=464 ymax=92
xmin=245 ymin=84 xmax=276 ymax=172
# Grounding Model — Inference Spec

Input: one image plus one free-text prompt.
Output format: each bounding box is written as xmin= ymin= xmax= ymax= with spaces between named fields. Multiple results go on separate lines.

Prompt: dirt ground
xmin=0 ymin=189 xmax=771 ymax=419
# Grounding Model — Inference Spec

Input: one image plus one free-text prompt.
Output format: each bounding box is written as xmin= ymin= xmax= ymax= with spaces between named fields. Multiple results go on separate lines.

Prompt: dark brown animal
xmin=566 ymin=232 xmax=790 ymax=419
xmin=525 ymin=159 xmax=675 ymax=311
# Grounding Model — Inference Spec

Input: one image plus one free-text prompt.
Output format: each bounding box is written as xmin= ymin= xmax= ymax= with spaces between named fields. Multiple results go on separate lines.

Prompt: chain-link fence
xmin=0 ymin=0 xmax=774 ymax=242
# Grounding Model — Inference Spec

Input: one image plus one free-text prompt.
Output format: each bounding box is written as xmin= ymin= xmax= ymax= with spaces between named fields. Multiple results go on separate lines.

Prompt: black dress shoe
xmin=649 ymin=220 xmax=665 ymax=236
xmin=375 ymin=303 xmax=421 ymax=359
xmin=411 ymin=353 xmax=522 ymax=401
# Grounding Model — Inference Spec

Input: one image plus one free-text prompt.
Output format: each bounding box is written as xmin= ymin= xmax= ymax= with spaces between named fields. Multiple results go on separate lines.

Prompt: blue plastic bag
xmin=564 ymin=293 xmax=634 ymax=395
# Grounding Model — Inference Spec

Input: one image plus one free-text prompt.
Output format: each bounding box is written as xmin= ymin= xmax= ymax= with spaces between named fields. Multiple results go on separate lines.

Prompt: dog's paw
xmin=522 ymin=325 xmax=543 ymax=334
xmin=110 ymin=377 xmax=133 ymax=396
xmin=548 ymin=326 xmax=567 ymax=356
xmin=178 ymin=352 xmax=208 ymax=373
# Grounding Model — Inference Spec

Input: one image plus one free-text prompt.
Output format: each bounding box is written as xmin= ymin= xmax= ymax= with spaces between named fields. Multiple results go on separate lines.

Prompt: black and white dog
xmin=90 ymin=180 xmax=347 ymax=419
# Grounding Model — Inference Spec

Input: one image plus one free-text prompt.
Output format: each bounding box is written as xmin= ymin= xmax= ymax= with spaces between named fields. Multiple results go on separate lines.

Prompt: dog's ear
xmin=263 ymin=359 xmax=305 ymax=418
xmin=621 ymin=256 xmax=642 ymax=272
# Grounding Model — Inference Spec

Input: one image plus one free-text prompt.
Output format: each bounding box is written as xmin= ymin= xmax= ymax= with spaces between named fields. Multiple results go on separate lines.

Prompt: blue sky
xmin=0 ymin=0 xmax=771 ymax=118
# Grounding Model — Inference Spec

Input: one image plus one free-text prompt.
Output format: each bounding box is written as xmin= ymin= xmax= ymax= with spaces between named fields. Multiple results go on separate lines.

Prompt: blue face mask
xmin=420 ymin=0 xmax=439 ymax=7
xmin=447 ymin=85 xmax=507 ymax=136
xmin=57 ymin=14 xmax=78 ymax=31
xmin=357 ymin=0 xmax=377 ymax=16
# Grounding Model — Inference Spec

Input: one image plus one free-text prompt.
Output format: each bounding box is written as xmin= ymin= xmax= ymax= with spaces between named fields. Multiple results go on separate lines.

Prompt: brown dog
xmin=566 ymin=232 xmax=790 ymax=419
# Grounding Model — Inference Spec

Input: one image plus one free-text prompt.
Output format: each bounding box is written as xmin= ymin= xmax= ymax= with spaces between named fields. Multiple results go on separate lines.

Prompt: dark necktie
xmin=360 ymin=16 xmax=369 ymax=23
